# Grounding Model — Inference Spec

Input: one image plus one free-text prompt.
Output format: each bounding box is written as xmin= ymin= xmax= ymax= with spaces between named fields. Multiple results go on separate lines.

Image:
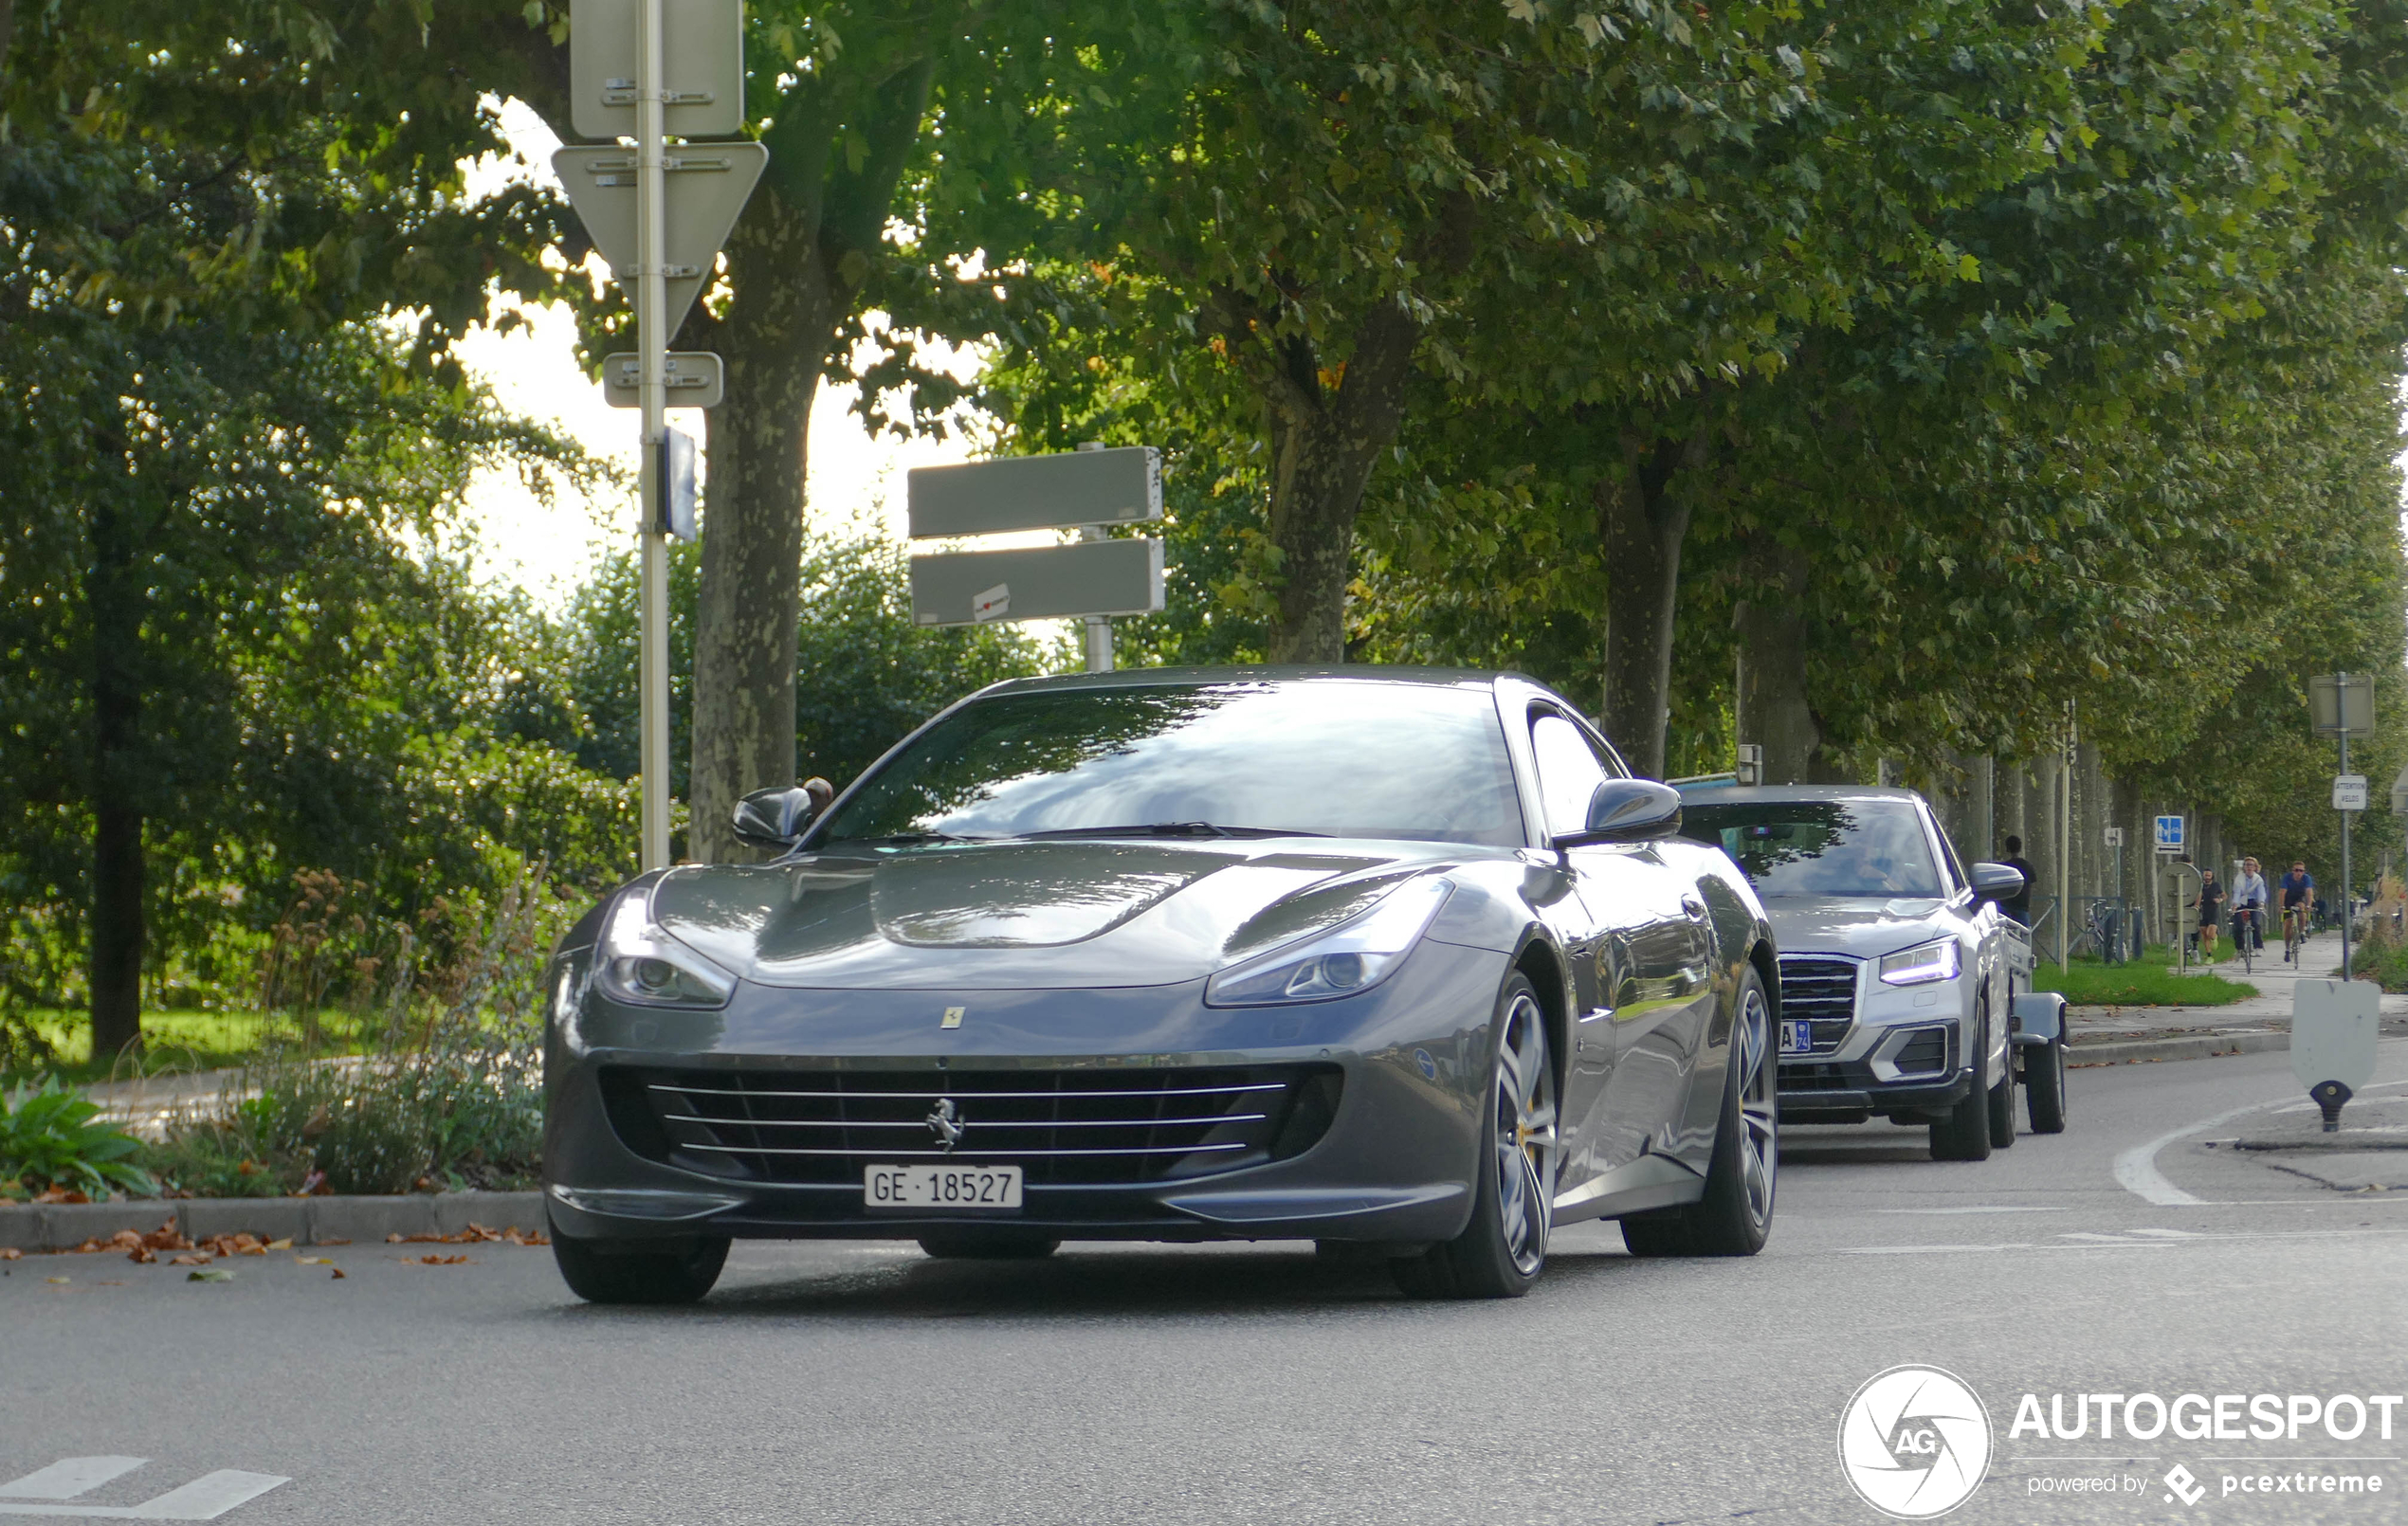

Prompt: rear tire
xmin=2025 ymin=1037 xmax=2068 ymax=1135
xmin=1986 ymin=1017 xmax=2017 ymax=1150
xmin=1621 ymin=967 xmax=1778 ymax=1258
xmin=1391 ymin=974 xmax=1556 ymax=1299
xmin=551 ymin=1226 xmax=728 ymax=1305
xmin=917 ymin=1229 xmax=1060 ymax=1260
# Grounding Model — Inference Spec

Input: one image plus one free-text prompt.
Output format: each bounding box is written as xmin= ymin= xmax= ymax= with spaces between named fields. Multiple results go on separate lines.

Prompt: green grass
xmin=2031 ymin=945 xmax=2257 ymax=1008
xmin=5 ymin=1008 xmax=380 ymax=1088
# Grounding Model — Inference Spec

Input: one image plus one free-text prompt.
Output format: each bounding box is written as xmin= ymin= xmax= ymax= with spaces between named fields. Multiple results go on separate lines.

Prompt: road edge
xmin=0 ymin=1190 xmax=546 ymax=1254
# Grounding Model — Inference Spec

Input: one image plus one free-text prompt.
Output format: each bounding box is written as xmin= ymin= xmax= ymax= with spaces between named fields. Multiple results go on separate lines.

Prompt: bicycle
xmin=2230 ymin=905 xmax=2264 ymax=975
xmin=2282 ymin=902 xmax=2310 ymax=965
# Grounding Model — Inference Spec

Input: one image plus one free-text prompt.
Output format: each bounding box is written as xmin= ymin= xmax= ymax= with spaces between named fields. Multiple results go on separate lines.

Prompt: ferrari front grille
xmin=602 ymin=1063 xmax=1344 ymax=1188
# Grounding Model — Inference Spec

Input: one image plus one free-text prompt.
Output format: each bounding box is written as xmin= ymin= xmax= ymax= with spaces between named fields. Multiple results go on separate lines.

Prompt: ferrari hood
xmin=1760 ymin=896 xmax=1955 ymax=961
xmin=645 ymin=839 xmax=1460 ymax=990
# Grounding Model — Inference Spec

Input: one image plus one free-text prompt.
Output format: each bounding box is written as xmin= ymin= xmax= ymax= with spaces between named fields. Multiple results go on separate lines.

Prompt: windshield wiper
xmin=836 ymin=831 xmax=995 ymax=846
xmin=1019 ymin=823 xmax=1329 ymax=841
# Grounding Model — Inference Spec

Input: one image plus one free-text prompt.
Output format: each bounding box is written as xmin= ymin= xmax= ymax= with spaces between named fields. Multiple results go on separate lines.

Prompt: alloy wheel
xmin=1492 ymin=991 xmax=1559 ymax=1276
xmin=1734 ymin=985 xmax=1777 ymax=1229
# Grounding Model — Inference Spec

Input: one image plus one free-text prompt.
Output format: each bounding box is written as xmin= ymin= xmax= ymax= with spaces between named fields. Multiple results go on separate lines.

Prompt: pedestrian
xmin=1997 ymin=834 xmax=2035 ymax=926
xmin=2194 ymin=867 xmax=2224 ymax=959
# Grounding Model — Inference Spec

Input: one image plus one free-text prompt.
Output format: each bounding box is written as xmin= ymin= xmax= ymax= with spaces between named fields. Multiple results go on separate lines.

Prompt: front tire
xmin=1621 ymin=967 xmax=1778 ymax=1258
xmin=1391 ymin=974 xmax=1557 ymax=1299
xmin=1986 ymin=1009 xmax=2017 ymax=1149
xmin=1931 ymin=1010 xmax=1995 ymax=1162
xmin=551 ymin=1226 xmax=729 ymax=1305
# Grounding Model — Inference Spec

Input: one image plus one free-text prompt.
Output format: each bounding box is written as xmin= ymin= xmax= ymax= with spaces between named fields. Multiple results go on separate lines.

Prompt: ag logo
xmin=1837 ymin=1365 xmax=1993 ymax=1519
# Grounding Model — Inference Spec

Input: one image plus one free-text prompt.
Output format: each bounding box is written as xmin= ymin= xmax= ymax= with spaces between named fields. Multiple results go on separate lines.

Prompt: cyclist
xmin=2278 ymin=860 xmax=2316 ymax=962
xmin=2230 ymin=856 xmax=2270 ymax=962
xmin=2193 ymin=867 xmax=2225 ymax=959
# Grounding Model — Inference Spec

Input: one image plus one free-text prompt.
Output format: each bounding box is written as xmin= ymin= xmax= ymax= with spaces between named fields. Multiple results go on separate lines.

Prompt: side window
xmin=1930 ymin=813 xmax=1968 ymax=893
xmin=1530 ymin=713 xmax=1611 ymax=837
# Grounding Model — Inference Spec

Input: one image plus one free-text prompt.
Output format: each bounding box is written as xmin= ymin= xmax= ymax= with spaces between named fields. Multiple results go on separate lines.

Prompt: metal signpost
xmin=2310 ymin=672 xmax=2375 ymax=980
xmin=905 ymin=445 xmax=1165 ymax=670
xmin=2155 ymin=814 xmax=2192 ymax=972
xmin=562 ymin=0 xmax=760 ymax=870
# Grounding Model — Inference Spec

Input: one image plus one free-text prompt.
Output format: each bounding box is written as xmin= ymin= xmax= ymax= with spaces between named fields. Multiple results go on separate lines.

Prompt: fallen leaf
xmin=109 ymin=1229 xmax=143 ymax=1251
xmin=330 ymin=1267 xmax=347 ymax=1280
xmin=265 ymin=1238 xmax=293 ymax=1251
xmin=142 ymin=1221 xmax=192 ymax=1251
xmin=410 ymin=1254 xmax=471 ymax=1265
xmin=0 ymin=1248 xmax=20 ymax=1262
xmin=34 ymin=1187 xmax=90 ymax=1205
xmin=387 ymin=1233 xmax=404 ymax=1244
xmin=125 ymin=1246 xmax=155 ymax=1264
xmin=167 ymin=1254 xmax=209 ymax=1267
xmin=45 ymin=1276 xmax=69 ymax=1284
xmin=296 ymin=1256 xmax=335 ymax=1265
xmin=316 ymin=1237 xmax=351 ymax=1246
xmin=69 ymin=1237 xmax=106 ymax=1254
xmin=187 ymin=1268 xmax=233 ymax=1282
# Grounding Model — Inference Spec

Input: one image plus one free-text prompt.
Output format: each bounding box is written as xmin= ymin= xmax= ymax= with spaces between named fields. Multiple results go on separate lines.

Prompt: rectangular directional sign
xmin=553 ymin=142 xmax=767 ymax=337
xmin=571 ymin=0 xmax=747 ymax=141
xmin=907 ymin=447 xmax=1163 ymax=538
xmin=2334 ymin=772 xmax=2369 ymax=811
xmin=2153 ymin=814 xmax=2185 ymax=853
xmin=604 ymin=351 xmax=723 ymax=409
xmin=910 ymin=539 xmax=1165 ymax=627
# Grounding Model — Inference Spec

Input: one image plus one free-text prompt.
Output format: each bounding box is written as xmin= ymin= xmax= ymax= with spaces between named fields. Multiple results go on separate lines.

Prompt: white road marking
xmin=1843 ymin=1225 xmax=2408 ymax=1256
xmin=1869 ymin=1206 xmax=2066 ymax=1215
xmin=0 ymin=1467 xmax=287 ymax=1521
xmin=2113 ymin=1074 xmax=2408 ymax=1208
xmin=0 ymin=1462 xmax=147 ymax=1502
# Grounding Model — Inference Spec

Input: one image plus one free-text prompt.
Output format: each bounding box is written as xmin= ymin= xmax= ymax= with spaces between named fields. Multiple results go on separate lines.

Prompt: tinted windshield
xmin=1678 ymin=801 xmax=1943 ymax=898
xmin=815 ymin=681 xmax=1523 ymax=847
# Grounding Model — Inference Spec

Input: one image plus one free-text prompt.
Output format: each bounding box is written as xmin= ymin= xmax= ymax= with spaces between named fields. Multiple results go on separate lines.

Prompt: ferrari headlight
xmin=594 ymin=888 xmax=737 ymax=1009
xmin=1205 ymin=878 xmax=1451 ymax=1008
xmin=1878 ymin=937 xmax=1961 ymax=987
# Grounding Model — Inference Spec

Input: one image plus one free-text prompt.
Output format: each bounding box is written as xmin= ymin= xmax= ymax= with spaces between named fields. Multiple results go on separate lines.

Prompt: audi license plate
xmin=1779 ymin=1020 xmax=1814 ymax=1056
xmin=864 ymin=1164 xmax=1023 ymax=1211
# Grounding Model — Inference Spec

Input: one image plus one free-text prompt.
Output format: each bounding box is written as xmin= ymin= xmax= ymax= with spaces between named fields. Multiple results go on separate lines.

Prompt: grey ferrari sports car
xmin=540 ymin=667 xmax=1780 ymax=1301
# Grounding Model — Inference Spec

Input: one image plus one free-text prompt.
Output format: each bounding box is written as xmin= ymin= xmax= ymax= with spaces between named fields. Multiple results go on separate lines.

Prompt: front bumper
xmin=540 ymin=941 xmax=1507 ymax=1246
xmin=1778 ymin=1021 xmax=1968 ymax=1121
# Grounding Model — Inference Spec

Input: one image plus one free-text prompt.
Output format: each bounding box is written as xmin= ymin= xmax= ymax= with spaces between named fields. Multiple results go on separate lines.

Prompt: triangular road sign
xmin=554 ymin=142 xmax=768 ymax=336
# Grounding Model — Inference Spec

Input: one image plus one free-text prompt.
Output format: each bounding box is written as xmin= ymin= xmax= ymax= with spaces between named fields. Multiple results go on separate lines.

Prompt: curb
xmin=2070 ymin=1030 xmax=2289 ymax=1068
xmin=0 ymin=1190 xmax=545 ymax=1254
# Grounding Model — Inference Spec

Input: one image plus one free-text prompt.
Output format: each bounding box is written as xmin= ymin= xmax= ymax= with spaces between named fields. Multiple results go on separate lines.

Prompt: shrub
xmin=1 ymin=1077 xmax=156 ymax=1198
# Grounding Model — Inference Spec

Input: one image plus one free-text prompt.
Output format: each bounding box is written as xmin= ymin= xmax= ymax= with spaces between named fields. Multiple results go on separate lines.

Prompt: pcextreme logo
xmin=1838 ymin=1365 xmax=1994 ymax=1519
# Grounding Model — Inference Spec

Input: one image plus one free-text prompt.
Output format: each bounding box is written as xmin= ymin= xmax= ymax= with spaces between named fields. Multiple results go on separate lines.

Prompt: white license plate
xmin=1779 ymin=1020 xmax=1814 ymax=1055
xmin=864 ymin=1163 xmax=1023 ymax=1211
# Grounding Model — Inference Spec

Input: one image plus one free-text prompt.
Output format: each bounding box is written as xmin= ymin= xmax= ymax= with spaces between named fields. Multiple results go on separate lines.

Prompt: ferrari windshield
xmin=815 ymin=680 xmax=1523 ymax=847
xmin=1678 ymin=800 xmax=1944 ymax=899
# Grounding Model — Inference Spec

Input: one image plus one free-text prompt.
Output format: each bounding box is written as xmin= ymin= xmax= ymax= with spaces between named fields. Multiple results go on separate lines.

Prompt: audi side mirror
xmin=1970 ymin=862 xmax=2025 ymax=902
xmin=731 ymin=779 xmax=830 ymax=851
xmin=1554 ymin=778 xmax=1684 ymax=848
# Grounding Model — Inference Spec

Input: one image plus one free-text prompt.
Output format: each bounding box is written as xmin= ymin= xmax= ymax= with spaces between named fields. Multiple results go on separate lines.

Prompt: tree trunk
xmin=686 ymin=187 xmax=833 ymax=863
xmin=87 ymin=486 xmax=143 ymax=1059
xmin=1596 ymin=428 xmax=1711 ymax=778
xmin=1250 ymin=300 xmax=1421 ymax=663
xmin=1731 ymin=529 xmax=1848 ymax=786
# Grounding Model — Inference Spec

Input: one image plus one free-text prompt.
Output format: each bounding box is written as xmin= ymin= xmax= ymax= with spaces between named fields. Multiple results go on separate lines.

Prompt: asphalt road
xmin=9 ymin=1043 xmax=2408 ymax=1525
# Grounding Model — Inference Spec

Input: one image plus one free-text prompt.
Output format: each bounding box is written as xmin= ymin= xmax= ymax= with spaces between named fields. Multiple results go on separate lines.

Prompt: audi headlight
xmin=594 ymin=887 xmax=737 ymax=1009
xmin=1878 ymin=937 xmax=1961 ymax=987
xmin=1205 ymin=878 xmax=1451 ymax=1008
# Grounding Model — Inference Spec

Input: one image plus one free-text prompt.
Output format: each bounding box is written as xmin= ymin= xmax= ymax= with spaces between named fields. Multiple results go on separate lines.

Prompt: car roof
xmin=982 ymin=664 xmax=1523 ymax=696
xmin=1678 ymin=784 xmax=1930 ymax=807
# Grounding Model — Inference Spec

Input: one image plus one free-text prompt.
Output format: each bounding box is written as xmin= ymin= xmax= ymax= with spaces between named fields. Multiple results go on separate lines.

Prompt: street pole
xmin=637 ymin=0 xmax=672 ymax=871
xmin=2341 ymin=710 xmax=2353 ymax=982
xmin=1076 ymin=443 xmax=1114 ymax=674
xmin=2059 ymin=701 xmax=2074 ymax=969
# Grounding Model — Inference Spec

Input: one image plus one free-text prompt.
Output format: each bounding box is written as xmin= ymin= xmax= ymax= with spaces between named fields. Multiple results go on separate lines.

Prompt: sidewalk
xmin=75 ymin=1056 xmax=377 ymax=1140
xmin=2064 ymin=928 xmax=2408 ymax=1064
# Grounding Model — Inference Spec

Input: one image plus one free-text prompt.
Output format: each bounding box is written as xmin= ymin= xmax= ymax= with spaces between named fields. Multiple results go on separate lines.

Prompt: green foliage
xmin=0 ymin=1078 xmax=157 ymax=1199
xmin=2032 ymin=959 xmax=2257 ymax=1009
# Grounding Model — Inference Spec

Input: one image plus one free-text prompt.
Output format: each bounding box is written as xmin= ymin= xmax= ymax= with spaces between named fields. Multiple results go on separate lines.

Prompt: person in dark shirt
xmin=2194 ymin=868 xmax=2225 ymax=959
xmin=1998 ymin=835 xmax=2035 ymax=925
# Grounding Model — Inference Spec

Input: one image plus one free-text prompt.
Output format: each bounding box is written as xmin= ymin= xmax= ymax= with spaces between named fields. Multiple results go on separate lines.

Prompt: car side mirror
xmin=731 ymin=779 xmax=830 ymax=851
xmin=1970 ymin=862 xmax=2026 ymax=902
xmin=1554 ymin=779 xmax=1684 ymax=848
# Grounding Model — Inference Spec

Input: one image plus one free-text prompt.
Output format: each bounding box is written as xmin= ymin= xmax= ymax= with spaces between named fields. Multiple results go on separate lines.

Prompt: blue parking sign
xmin=2154 ymin=814 xmax=2185 ymax=853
